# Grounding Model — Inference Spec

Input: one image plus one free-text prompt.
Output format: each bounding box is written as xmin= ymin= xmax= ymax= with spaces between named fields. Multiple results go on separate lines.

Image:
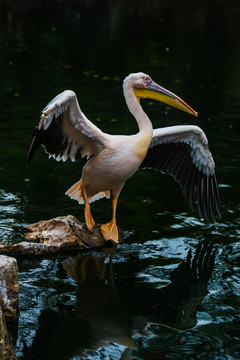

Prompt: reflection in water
xmin=14 ymin=242 xmax=216 ymax=359
xmin=133 ymin=242 xmax=216 ymax=333
xmin=48 ymin=242 xmax=215 ymax=359
xmin=63 ymin=248 xmax=136 ymax=358
xmin=18 ymin=243 xmax=215 ymax=359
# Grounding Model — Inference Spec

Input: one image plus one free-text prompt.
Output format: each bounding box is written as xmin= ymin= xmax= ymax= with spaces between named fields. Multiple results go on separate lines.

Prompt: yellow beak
xmin=134 ymin=80 xmax=198 ymax=117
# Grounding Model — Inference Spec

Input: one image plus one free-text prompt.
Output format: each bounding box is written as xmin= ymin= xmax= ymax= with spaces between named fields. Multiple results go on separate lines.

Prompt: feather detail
xmin=27 ymin=90 xmax=107 ymax=165
xmin=139 ymin=125 xmax=220 ymax=221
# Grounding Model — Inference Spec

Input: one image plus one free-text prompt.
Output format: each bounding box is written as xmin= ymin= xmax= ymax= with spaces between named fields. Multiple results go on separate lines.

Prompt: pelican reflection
xmin=61 ymin=242 xmax=216 ymax=357
xmin=62 ymin=247 xmax=136 ymax=356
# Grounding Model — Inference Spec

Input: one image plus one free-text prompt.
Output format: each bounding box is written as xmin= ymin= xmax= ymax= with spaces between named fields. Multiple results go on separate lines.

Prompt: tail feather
xmin=88 ymin=190 xmax=111 ymax=203
xmin=65 ymin=180 xmax=110 ymax=204
xmin=65 ymin=180 xmax=84 ymax=204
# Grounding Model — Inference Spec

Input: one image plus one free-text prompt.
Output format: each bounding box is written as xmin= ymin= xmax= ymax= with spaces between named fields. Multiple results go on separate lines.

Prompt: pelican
xmin=27 ymin=72 xmax=220 ymax=243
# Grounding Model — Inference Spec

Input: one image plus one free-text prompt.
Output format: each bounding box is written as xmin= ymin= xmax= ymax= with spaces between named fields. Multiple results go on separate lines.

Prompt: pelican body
xmin=27 ymin=72 xmax=220 ymax=243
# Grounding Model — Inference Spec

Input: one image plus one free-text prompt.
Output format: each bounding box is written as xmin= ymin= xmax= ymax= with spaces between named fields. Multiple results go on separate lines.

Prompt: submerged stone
xmin=0 ymin=216 xmax=116 ymax=256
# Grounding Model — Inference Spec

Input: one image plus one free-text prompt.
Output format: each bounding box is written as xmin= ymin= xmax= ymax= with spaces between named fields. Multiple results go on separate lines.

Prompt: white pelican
xmin=27 ymin=72 xmax=220 ymax=243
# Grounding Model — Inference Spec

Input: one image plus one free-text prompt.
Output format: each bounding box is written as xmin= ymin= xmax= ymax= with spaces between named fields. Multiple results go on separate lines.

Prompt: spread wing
xmin=139 ymin=125 xmax=220 ymax=222
xmin=27 ymin=90 xmax=107 ymax=164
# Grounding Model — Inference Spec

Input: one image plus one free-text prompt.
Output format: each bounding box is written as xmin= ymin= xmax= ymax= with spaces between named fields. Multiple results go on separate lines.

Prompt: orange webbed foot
xmin=100 ymin=221 xmax=119 ymax=243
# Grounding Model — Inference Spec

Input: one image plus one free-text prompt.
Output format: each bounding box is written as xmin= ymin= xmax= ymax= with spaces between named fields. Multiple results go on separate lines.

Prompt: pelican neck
xmin=123 ymin=86 xmax=153 ymax=134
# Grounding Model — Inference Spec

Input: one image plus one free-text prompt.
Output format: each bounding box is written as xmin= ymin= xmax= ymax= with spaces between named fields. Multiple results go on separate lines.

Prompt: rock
xmin=0 ymin=304 xmax=17 ymax=360
xmin=0 ymin=256 xmax=19 ymax=319
xmin=0 ymin=216 xmax=118 ymax=256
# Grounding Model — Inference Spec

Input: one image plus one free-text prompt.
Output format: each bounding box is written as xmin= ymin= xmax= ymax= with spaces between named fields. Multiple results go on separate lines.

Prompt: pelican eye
xmin=143 ymin=76 xmax=152 ymax=86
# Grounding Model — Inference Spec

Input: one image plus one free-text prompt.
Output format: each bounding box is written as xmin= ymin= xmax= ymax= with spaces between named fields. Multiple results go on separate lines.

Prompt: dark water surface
xmin=0 ymin=0 xmax=240 ymax=359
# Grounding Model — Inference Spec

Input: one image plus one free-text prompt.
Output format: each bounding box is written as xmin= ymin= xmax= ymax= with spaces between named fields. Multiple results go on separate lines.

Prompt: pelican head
xmin=124 ymin=72 xmax=198 ymax=117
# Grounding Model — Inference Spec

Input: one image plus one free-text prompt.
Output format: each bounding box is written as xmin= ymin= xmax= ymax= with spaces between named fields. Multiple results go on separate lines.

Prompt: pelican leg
xmin=82 ymin=186 xmax=95 ymax=231
xmin=100 ymin=196 xmax=119 ymax=243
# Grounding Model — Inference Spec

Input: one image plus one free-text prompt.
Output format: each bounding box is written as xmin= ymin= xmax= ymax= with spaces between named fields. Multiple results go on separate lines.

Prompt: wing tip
xmin=26 ymin=130 xmax=42 ymax=165
xmin=197 ymin=173 xmax=221 ymax=223
xmin=26 ymin=139 xmax=36 ymax=165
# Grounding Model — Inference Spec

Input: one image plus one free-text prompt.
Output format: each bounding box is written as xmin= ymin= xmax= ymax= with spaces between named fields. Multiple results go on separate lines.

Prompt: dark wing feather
xmin=139 ymin=125 xmax=220 ymax=222
xmin=27 ymin=90 xmax=106 ymax=164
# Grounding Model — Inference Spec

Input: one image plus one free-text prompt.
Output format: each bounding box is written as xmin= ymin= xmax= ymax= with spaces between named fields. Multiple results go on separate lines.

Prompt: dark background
xmin=0 ymin=1 xmax=240 ymax=359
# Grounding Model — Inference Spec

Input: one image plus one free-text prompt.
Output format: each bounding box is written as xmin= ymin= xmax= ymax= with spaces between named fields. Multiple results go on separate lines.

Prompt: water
xmin=0 ymin=0 xmax=240 ymax=359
